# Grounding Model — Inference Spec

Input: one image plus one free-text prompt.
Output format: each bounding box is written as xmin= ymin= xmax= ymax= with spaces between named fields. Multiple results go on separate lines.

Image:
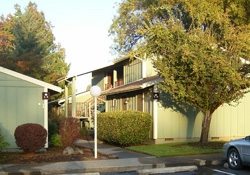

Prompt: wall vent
xmin=165 ymin=138 xmax=174 ymax=141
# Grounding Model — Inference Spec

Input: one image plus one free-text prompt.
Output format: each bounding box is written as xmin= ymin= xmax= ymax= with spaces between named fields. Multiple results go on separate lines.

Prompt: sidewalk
xmin=0 ymin=139 xmax=226 ymax=175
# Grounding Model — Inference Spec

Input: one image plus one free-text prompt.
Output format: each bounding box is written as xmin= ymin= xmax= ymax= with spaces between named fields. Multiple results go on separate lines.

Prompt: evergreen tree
xmin=0 ymin=2 xmax=69 ymax=84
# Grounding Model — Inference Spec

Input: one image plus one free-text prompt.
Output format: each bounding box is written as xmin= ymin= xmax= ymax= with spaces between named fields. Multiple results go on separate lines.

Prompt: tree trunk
xmin=199 ymin=110 xmax=213 ymax=146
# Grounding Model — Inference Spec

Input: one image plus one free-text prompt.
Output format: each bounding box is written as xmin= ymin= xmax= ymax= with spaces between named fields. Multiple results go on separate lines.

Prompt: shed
xmin=0 ymin=67 xmax=62 ymax=149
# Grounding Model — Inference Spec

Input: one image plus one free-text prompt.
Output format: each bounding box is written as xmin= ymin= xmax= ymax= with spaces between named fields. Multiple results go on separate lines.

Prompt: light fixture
xmin=90 ymin=85 xmax=101 ymax=158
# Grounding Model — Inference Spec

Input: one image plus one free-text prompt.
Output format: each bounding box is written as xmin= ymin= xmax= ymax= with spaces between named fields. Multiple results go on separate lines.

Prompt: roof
xmin=0 ymin=66 xmax=62 ymax=93
xmin=64 ymin=62 xmax=115 ymax=82
xmin=63 ymin=57 xmax=131 ymax=82
xmin=102 ymin=75 xmax=162 ymax=95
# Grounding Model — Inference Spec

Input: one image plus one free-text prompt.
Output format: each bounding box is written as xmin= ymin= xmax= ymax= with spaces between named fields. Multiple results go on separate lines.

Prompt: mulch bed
xmin=0 ymin=146 xmax=114 ymax=164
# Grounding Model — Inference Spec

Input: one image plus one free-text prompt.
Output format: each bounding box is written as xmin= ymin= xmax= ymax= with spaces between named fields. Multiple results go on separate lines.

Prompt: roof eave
xmin=0 ymin=66 xmax=62 ymax=93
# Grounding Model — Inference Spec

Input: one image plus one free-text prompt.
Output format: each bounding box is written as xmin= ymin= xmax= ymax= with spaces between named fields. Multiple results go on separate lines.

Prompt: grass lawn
xmin=126 ymin=141 xmax=225 ymax=157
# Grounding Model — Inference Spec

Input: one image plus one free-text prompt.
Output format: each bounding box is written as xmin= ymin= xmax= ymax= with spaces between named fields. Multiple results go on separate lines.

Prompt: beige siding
xmin=156 ymin=91 xmax=250 ymax=143
xmin=156 ymin=106 xmax=203 ymax=143
xmin=210 ymin=93 xmax=250 ymax=140
xmin=145 ymin=59 xmax=157 ymax=77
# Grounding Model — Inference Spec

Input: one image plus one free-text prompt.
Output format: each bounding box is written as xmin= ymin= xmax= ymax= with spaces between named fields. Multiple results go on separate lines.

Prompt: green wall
xmin=0 ymin=72 xmax=44 ymax=148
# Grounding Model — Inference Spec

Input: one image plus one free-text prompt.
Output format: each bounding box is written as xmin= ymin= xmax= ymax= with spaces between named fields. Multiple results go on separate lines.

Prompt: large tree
xmin=109 ymin=0 xmax=250 ymax=145
xmin=0 ymin=2 xmax=69 ymax=84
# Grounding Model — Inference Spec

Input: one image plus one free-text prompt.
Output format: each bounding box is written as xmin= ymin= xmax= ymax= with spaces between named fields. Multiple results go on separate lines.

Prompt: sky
xmin=0 ymin=0 xmax=120 ymax=91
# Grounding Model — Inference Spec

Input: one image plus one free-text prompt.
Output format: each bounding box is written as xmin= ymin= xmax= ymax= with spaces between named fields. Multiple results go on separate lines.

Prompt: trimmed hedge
xmin=14 ymin=123 xmax=47 ymax=153
xmin=98 ymin=110 xmax=152 ymax=146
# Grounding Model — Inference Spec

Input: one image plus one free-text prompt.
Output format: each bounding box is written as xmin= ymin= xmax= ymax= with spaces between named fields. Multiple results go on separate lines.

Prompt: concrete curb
xmin=0 ymin=151 xmax=226 ymax=175
xmin=137 ymin=165 xmax=198 ymax=175
xmin=0 ymin=158 xmax=225 ymax=175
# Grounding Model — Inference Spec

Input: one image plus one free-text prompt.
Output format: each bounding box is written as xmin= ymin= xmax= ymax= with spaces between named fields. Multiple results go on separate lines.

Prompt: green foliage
xmin=98 ymin=110 xmax=152 ymax=146
xmin=0 ymin=2 xmax=70 ymax=84
xmin=48 ymin=121 xmax=58 ymax=142
xmin=109 ymin=0 xmax=250 ymax=145
xmin=79 ymin=127 xmax=90 ymax=137
xmin=0 ymin=129 xmax=9 ymax=151
xmin=50 ymin=134 xmax=62 ymax=147
xmin=14 ymin=123 xmax=47 ymax=153
xmin=48 ymin=113 xmax=64 ymax=145
xmin=59 ymin=117 xmax=80 ymax=148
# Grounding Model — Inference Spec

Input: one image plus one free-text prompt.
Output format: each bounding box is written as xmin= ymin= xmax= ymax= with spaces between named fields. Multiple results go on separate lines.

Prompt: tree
xmin=109 ymin=0 xmax=250 ymax=145
xmin=0 ymin=15 xmax=15 ymax=70
xmin=0 ymin=2 xmax=69 ymax=84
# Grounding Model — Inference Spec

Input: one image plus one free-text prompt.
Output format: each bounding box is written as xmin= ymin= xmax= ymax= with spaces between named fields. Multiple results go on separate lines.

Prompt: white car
xmin=223 ymin=136 xmax=250 ymax=169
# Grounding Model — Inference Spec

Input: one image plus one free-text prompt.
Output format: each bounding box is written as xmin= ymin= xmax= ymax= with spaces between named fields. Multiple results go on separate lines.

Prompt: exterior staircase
xmin=74 ymin=95 xmax=106 ymax=129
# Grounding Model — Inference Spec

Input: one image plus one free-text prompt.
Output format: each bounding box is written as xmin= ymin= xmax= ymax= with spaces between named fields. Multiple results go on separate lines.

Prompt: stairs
xmin=74 ymin=95 xmax=106 ymax=129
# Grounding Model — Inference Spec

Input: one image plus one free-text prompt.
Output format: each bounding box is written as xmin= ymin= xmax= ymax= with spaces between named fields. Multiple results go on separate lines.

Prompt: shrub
xmin=48 ymin=121 xmax=58 ymax=145
xmin=48 ymin=113 xmax=64 ymax=144
xmin=0 ymin=129 xmax=9 ymax=151
xmin=50 ymin=134 xmax=62 ymax=147
xmin=79 ymin=127 xmax=90 ymax=136
xmin=98 ymin=110 xmax=152 ymax=146
xmin=14 ymin=123 xmax=47 ymax=153
xmin=48 ymin=117 xmax=62 ymax=144
xmin=59 ymin=117 xmax=80 ymax=148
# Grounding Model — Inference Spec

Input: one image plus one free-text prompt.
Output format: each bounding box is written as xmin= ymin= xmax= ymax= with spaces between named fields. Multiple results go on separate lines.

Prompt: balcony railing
xmin=115 ymin=79 xmax=124 ymax=87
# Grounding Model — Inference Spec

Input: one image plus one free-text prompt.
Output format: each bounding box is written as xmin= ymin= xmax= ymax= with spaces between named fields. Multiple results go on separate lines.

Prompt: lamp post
xmin=90 ymin=85 xmax=101 ymax=158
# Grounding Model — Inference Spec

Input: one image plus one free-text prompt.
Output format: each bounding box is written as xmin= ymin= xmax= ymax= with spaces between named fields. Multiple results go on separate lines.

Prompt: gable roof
xmin=102 ymin=75 xmax=162 ymax=95
xmin=0 ymin=66 xmax=62 ymax=93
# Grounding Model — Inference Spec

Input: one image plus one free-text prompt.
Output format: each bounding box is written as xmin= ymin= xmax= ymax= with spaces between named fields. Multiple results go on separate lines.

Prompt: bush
xmin=48 ymin=113 xmax=64 ymax=145
xmin=59 ymin=117 xmax=80 ymax=148
xmin=48 ymin=121 xmax=58 ymax=145
xmin=98 ymin=110 xmax=152 ymax=146
xmin=0 ymin=129 xmax=9 ymax=151
xmin=48 ymin=117 xmax=62 ymax=145
xmin=14 ymin=123 xmax=47 ymax=153
xmin=50 ymin=134 xmax=62 ymax=147
xmin=79 ymin=127 xmax=90 ymax=137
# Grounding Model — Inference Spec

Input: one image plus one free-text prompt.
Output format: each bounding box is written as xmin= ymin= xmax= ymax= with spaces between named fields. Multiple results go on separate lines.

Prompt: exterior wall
xmin=0 ymin=72 xmax=44 ymax=148
xmin=106 ymin=90 xmax=144 ymax=112
xmin=124 ymin=59 xmax=142 ymax=84
xmin=156 ymin=106 xmax=203 ymax=144
xmin=155 ymin=91 xmax=250 ymax=144
xmin=92 ymin=71 xmax=105 ymax=90
xmin=94 ymin=56 xmax=250 ymax=144
xmin=105 ymin=85 xmax=250 ymax=144
xmin=210 ymin=92 xmax=250 ymax=141
xmin=68 ymin=92 xmax=92 ymax=103
xmin=145 ymin=59 xmax=158 ymax=77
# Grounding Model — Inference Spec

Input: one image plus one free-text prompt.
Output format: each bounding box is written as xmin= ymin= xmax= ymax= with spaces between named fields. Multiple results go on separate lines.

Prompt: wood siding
xmin=0 ymin=73 xmax=44 ymax=148
xmin=155 ymin=91 xmax=250 ymax=144
xmin=124 ymin=59 xmax=142 ymax=84
xmin=92 ymin=71 xmax=105 ymax=89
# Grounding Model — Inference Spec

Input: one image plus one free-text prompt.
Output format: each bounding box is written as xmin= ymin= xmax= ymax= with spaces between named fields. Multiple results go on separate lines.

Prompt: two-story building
xmin=90 ymin=56 xmax=250 ymax=144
